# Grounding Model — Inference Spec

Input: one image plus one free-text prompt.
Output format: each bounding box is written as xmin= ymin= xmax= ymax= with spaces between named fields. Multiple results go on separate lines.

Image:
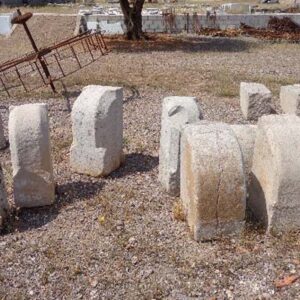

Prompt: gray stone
xmin=9 ymin=103 xmax=55 ymax=208
xmin=230 ymin=124 xmax=257 ymax=181
xmin=0 ymin=114 xmax=6 ymax=149
xmin=240 ymin=82 xmax=272 ymax=121
xmin=159 ymin=96 xmax=201 ymax=196
xmin=70 ymin=85 xmax=123 ymax=177
xmin=249 ymin=114 xmax=300 ymax=234
xmin=180 ymin=122 xmax=246 ymax=241
xmin=280 ymin=84 xmax=300 ymax=115
xmin=0 ymin=164 xmax=8 ymax=229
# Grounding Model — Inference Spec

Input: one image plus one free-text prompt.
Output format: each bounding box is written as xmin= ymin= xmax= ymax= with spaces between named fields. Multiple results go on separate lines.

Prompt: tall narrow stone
xmin=249 ymin=115 xmax=300 ymax=234
xmin=181 ymin=123 xmax=246 ymax=241
xmin=240 ymin=82 xmax=272 ymax=121
xmin=159 ymin=96 xmax=201 ymax=196
xmin=280 ymin=84 xmax=300 ymax=115
xmin=0 ymin=114 xmax=6 ymax=149
xmin=9 ymin=103 xmax=55 ymax=208
xmin=0 ymin=164 xmax=8 ymax=229
xmin=70 ymin=85 xmax=123 ymax=177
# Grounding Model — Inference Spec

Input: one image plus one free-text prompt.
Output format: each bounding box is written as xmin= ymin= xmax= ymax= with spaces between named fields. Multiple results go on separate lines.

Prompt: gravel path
xmin=0 ymin=85 xmax=299 ymax=299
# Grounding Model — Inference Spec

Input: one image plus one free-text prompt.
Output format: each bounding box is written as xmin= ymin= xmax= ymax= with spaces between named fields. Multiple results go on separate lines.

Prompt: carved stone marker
xmin=159 ymin=96 xmax=201 ymax=196
xmin=240 ymin=82 xmax=272 ymax=121
xmin=249 ymin=115 xmax=300 ymax=234
xmin=280 ymin=84 xmax=300 ymax=115
xmin=9 ymin=103 xmax=55 ymax=207
xmin=181 ymin=122 xmax=246 ymax=241
xmin=70 ymin=85 xmax=123 ymax=177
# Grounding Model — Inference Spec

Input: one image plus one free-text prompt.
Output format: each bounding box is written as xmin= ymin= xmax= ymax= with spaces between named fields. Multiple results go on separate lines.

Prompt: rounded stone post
xmin=249 ymin=114 xmax=300 ymax=234
xmin=240 ymin=82 xmax=272 ymax=121
xmin=9 ymin=103 xmax=55 ymax=208
xmin=158 ymin=96 xmax=201 ymax=196
xmin=180 ymin=122 xmax=246 ymax=241
xmin=70 ymin=85 xmax=123 ymax=177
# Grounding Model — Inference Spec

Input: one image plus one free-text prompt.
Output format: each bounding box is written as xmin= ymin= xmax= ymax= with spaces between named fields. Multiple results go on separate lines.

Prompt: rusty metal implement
xmin=0 ymin=9 xmax=108 ymax=97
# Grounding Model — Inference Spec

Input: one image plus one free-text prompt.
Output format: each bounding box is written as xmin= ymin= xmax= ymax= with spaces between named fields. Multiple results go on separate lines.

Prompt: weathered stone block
xmin=249 ymin=115 xmax=300 ymax=234
xmin=0 ymin=114 xmax=6 ymax=149
xmin=181 ymin=123 xmax=246 ymax=241
xmin=159 ymin=96 xmax=201 ymax=196
xmin=280 ymin=84 xmax=300 ymax=115
xmin=9 ymin=104 xmax=55 ymax=208
xmin=70 ymin=85 xmax=123 ymax=177
xmin=0 ymin=164 xmax=8 ymax=229
xmin=240 ymin=82 xmax=272 ymax=121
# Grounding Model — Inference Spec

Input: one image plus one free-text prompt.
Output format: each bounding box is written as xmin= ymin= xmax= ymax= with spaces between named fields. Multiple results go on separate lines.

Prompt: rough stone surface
xmin=249 ymin=114 xmax=300 ymax=234
xmin=230 ymin=124 xmax=257 ymax=181
xmin=9 ymin=103 xmax=55 ymax=208
xmin=180 ymin=122 xmax=246 ymax=241
xmin=280 ymin=84 xmax=300 ymax=115
xmin=158 ymin=96 xmax=201 ymax=196
xmin=70 ymin=85 xmax=123 ymax=177
xmin=240 ymin=82 xmax=272 ymax=120
xmin=0 ymin=164 xmax=8 ymax=229
xmin=0 ymin=115 xmax=6 ymax=149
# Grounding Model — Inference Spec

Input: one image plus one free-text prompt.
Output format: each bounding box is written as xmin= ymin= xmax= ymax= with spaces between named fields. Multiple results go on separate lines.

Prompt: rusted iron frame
xmin=53 ymin=53 xmax=65 ymax=77
xmin=70 ymin=44 xmax=82 ymax=68
xmin=0 ymin=31 xmax=106 ymax=72
xmin=0 ymin=76 xmax=10 ymax=97
xmin=0 ymin=31 xmax=107 ymax=95
xmin=84 ymin=38 xmax=95 ymax=61
xmin=94 ymin=34 xmax=104 ymax=55
xmin=15 ymin=65 xmax=27 ymax=92
xmin=99 ymin=31 xmax=108 ymax=51
xmin=34 ymin=61 xmax=47 ymax=85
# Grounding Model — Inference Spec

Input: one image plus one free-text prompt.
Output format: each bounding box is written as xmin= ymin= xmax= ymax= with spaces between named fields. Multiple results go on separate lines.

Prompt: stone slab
xmin=249 ymin=114 xmax=300 ymax=233
xmin=181 ymin=122 xmax=246 ymax=241
xmin=159 ymin=96 xmax=201 ymax=196
xmin=280 ymin=84 xmax=300 ymax=115
xmin=240 ymin=82 xmax=272 ymax=121
xmin=9 ymin=103 xmax=55 ymax=208
xmin=70 ymin=85 xmax=123 ymax=177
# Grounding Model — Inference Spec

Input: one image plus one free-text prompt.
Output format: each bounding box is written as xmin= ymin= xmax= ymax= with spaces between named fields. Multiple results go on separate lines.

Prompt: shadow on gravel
xmin=109 ymin=153 xmax=158 ymax=178
xmin=4 ymin=180 xmax=105 ymax=233
xmin=108 ymin=35 xmax=255 ymax=53
xmin=56 ymin=180 xmax=105 ymax=205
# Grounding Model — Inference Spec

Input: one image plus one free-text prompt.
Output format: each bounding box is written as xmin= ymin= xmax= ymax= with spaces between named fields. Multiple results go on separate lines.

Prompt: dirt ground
xmin=0 ymin=16 xmax=300 ymax=299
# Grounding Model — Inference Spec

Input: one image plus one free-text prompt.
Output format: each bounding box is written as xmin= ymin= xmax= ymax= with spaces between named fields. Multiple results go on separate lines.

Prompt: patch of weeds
xmin=41 ymin=265 xmax=56 ymax=285
xmin=123 ymin=136 xmax=130 ymax=148
xmin=52 ymin=135 xmax=72 ymax=163
xmin=203 ymin=69 xmax=239 ymax=98
xmin=134 ymin=141 xmax=147 ymax=153
xmin=173 ymin=200 xmax=185 ymax=222
xmin=68 ymin=264 xmax=84 ymax=280
xmin=43 ymin=247 xmax=56 ymax=259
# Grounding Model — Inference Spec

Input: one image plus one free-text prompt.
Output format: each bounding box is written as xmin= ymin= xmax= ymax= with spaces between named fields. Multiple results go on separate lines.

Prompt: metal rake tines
xmin=0 ymin=10 xmax=109 ymax=97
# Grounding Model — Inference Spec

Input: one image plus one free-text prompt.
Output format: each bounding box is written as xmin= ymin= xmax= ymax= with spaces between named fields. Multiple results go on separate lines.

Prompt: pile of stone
xmin=159 ymin=86 xmax=300 ymax=241
xmin=1 ymin=81 xmax=300 ymax=242
xmin=0 ymin=85 xmax=123 ymax=229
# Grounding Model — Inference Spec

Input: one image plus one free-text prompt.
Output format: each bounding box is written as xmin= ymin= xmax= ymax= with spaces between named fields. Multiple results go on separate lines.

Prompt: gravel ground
xmin=0 ymin=16 xmax=300 ymax=300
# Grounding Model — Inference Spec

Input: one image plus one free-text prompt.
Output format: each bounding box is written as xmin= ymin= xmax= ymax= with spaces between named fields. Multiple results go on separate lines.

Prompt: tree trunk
xmin=120 ymin=0 xmax=145 ymax=40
